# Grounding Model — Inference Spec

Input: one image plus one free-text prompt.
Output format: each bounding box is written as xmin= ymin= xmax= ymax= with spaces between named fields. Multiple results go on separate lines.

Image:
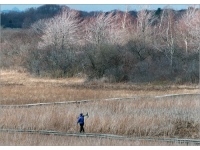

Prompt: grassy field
xmin=0 ymin=69 xmax=199 ymax=105
xmin=0 ymin=132 xmax=192 ymax=146
xmin=0 ymin=96 xmax=199 ymax=138
xmin=0 ymin=69 xmax=200 ymax=145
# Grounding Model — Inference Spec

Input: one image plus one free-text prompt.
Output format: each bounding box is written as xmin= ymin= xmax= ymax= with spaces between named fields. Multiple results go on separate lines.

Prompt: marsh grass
xmin=0 ymin=69 xmax=200 ymax=145
xmin=0 ymin=132 xmax=190 ymax=146
xmin=0 ymin=96 xmax=199 ymax=139
xmin=0 ymin=69 xmax=199 ymax=105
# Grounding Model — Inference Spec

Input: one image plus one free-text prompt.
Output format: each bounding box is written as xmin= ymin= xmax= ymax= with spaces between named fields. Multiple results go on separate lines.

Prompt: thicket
xmin=1 ymin=6 xmax=200 ymax=83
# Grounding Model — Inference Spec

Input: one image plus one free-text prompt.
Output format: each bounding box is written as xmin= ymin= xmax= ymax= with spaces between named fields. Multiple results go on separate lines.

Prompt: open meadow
xmin=1 ymin=4 xmax=200 ymax=146
xmin=0 ymin=69 xmax=200 ymax=146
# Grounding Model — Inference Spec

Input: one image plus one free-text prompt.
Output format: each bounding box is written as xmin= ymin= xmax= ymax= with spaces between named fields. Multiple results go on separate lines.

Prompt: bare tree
xmin=38 ymin=9 xmax=81 ymax=50
xmin=126 ymin=8 xmax=156 ymax=61
xmin=27 ymin=9 xmax=83 ymax=77
xmin=137 ymin=9 xmax=156 ymax=46
xmin=83 ymin=12 xmax=120 ymax=47
xmin=82 ymin=12 xmax=131 ymax=80
xmin=177 ymin=6 xmax=200 ymax=54
xmin=31 ymin=19 xmax=47 ymax=36
xmin=115 ymin=7 xmax=135 ymax=45
xmin=154 ymin=7 xmax=178 ymax=68
xmin=185 ymin=8 xmax=200 ymax=52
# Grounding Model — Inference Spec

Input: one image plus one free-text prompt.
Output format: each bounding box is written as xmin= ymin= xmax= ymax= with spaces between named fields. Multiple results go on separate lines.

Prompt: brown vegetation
xmin=0 ymin=96 xmax=199 ymax=139
xmin=0 ymin=69 xmax=200 ymax=145
xmin=0 ymin=132 xmax=191 ymax=146
xmin=0 ymin=69 xmax=198 ymax=105
xmin=0 ymin=70 xmax=199 ymax=139
xmin=1 ymin=5 xmax=200 ymax=146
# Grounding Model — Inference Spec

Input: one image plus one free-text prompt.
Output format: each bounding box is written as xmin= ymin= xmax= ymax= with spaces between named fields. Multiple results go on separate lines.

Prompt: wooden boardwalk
xmin=0 ymin=93 xmax=199 ymax=108
xmin=0 ymin=128 xmax=200 ymax=145
xmin=1 ymin=93 xmax=199 ymax=145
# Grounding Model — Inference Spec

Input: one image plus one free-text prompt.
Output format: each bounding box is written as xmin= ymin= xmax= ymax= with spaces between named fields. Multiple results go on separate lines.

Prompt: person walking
xmin=77 ymin=113 xmax=85 ymax=133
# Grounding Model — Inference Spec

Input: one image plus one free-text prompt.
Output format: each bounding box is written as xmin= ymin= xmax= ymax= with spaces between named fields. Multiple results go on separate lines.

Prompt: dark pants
xmin=79 ymin=123 xmax=84 ymax=133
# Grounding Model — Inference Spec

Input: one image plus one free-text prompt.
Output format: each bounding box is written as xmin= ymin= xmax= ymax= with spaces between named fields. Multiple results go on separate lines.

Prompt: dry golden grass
xmin=0 ymin=132 xmax=191 ymax=146
xmin=0 ymin=69 xmax=200 ymax=146
xmin=0 ymin=69 xmax=199 ymax=105
xmin=0 ymin=95 xmax=199 ymax=139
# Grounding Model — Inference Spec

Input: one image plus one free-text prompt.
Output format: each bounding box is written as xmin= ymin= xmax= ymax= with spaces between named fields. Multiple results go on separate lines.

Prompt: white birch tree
xmin=154 ymin=7 xmax=178 ymax=68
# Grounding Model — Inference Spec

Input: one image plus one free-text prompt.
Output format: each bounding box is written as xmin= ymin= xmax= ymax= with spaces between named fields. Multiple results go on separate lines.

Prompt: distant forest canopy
xmin=0 ymin=4 xmax=195 ymax=28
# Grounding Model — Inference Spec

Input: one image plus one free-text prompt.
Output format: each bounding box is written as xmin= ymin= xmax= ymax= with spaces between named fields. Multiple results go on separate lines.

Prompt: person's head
xmin=80 ymin=113 xmax=83 ymax=116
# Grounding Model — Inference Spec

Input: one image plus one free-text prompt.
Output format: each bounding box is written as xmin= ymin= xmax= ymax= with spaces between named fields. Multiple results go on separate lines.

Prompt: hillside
xmin=1 ymin=4 xmax=188 ymax=29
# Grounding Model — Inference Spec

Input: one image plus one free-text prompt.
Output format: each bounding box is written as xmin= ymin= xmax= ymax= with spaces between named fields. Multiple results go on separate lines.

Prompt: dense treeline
xmin=1 ymin=4 xmax=135 ymax=29
xmin=1 ymin=5 xmax=64 ymax=28
xmin=1 ymin=5 xmax=200 ymax=83
xmin=0 ymin=4 xmax=183 ymax=29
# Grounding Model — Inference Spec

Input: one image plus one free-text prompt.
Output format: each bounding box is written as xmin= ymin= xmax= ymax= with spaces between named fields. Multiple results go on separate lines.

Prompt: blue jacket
xmin=77 ymin=114 xmax=84 ymax=124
